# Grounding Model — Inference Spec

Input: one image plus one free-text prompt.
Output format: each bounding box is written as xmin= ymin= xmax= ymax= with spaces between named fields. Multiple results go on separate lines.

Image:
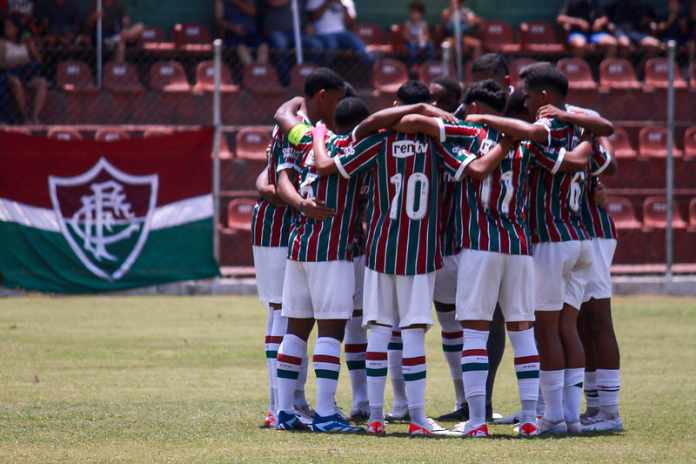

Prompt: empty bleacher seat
xmin=510 ymin=58 xmax=536 ymax=86
xmin=95 ymin=128 xmax=130 ymax=142
xmin=290 ymin=63 xmax=318 ymax=93
xmin=685 ymin=127 xmax=696 ymax=160
xmin=605 ymin=196 xmax=641 ymax=229
xmin=608 ymin=127 xmax=637 ymax=159
xmin=557 ymin=58 xmax=597 ymax=90
xmin=642 ymin=196 xmax=687 ymax=230
xmin=227 ymin=198 xmax=256 ymax=231
xmin=689 ymin=198 xmax=696 ymax=231
xmin=140 ymin=26 xmax=175 ymax=52
xmin=235 ymin=126 xmax=272 ymax=161
xmin=639 ymin=127 xmax=682 ymax=158
xmin=242 ymin=64 xmax=284 ymax=95
xmin=149 ymin=61 xmax=191 ymax=92
xmin=481 ymin=20 xmax=520 ymax=54
xmin=419 ymin=61 xmax=455 ymax=84
xmin=193 ymin=60 xmax=238 ymax=93
xmin=599 ymin=58 xmax=641 ymax=90
xmin=691 ymin=65 xmax=696 ymax=89
xmin=519 ymin=21 xmax=564 ymax=55
xmin=372 ymin=58 xmax=408 ymax=94
xmin=56 ymin=60 xmax=96 ymax=93
xmin=48 ymin=128 xmax=82 ymax=141
xmin=103 ymin=62 xmax=144 ymax=94
xmin=643 ymin=58 xmax=688 ymax=90
xmin=143 ymin=128 xmax=174 ymax=138
xmin=355 ymin=22 xmax=391 ymax=53
xmin=174 ymin=23 xmax=212 ymax=52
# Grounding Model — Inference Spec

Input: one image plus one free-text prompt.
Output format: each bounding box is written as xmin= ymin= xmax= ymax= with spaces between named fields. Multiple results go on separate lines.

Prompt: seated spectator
xmin=651 ymin=0 xmax=692 ymax=52
xmin=216 ymin=0 xmax=268 ymax=66
xmin=88 ymin=0 xmax=144 ymax=63
xmin=262 ymin=0 xmax=323 ymax=86
xmin=558 ymin=0 xmax=618 ymax=58
xmin=606 ymin=0 xmax=662 ymax=56
xmin=305 ymin=0 xmax=371 ymax=64
xmin=35 ymin=0 xmax=84 ymax=47
xmin=441 ymin=0 xmax=482 ymax=60
xmin=1 ymin=14 xmax=46 ymax=123
xmin=403 ymin=1 xmax=433 ymax=67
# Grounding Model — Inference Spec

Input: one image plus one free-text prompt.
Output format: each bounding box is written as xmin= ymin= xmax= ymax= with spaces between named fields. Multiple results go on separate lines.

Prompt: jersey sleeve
xmin=590 ymin=141 xmax=613 ymax=177
xmin=334 ymin=133 xmax=384 ymax=179
xmin=278 ymin=123 xmax=313 ymax=173
xmin=440 ymin=120 xmax=481 ymax=144
xmin=435 ymin=141 xmax=478 ymax=182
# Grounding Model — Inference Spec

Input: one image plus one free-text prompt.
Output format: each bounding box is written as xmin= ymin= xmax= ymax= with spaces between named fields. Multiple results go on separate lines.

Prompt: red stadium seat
xmin=235 ymin=126 xmax=272 ymax=161
xmin=608 ymin=127 xmax=637 ymax=159
xmin=639 ymin=127 xmax=683 ymax=158
xmin=684 ymin=127 xmax=696 ymax=160
xmin=643 ymin=58 xmax=688 ymax=91
xmin=355 ymin=22 xmax=391 ymax=53
xmin=227 ymin=198 xmax=256 ymax=231
xmin=599 ymin=59 xmax=641 ymax=91
xmin=242 ymin=64 xmax=284 ymax=95
xmin=174 ymin=23 xmax=212 ymax=52
xmin=103 ymin=62 xmax=144 ymax=94
xmin=193 ymin=60 xmax=238 ymax=93
xmin=389 ymin=24 xmax=407 ymax=56
xmin=140 ymin=26 xmax=175 ymax=52
xmin=605 ymin=197 xmax=641 ymax=229
xmin=510 ymin=58 xmax=537 ymax=86
xmin=94 ymin=128 xmax=130 ymax=142
xmin=481 ymin=21 xmax=520 ymax=54
xmin=691 ymin=64 xmax=696 ymax=89
xmin=149 ymin=61 xmax=191 ymax=92
xmin=689 ymin=198 xmax=696 ymax=232
xmin=519 ymin=21 xmax=564 ymax=55
xmin=419 ymin=61 xmax=455 ymax=84
xmin=557 ymin=58 xmax=597 ymax=90
xmin=290 ymin=63 xmax=318 ymax=94
xmin=143 ymin=128 xmax=174 ymax=138
xmin=47 ymin=128 xmax=83 ymax=141
xmin=56 ymin=60 xmax=96 ymax=93
xmin=643 ymin=196 xmax=687 ymax=230
xmin=372 ymin=58 xmax=408 ymax=94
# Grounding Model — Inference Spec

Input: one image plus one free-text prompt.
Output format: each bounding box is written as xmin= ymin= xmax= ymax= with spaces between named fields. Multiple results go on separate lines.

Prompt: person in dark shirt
xmin=35 ymin=0 xmax=83 ymax=46
xmin=87 ymin=0 xmax=144 ymax=63
xmin=651 ymin=0 xmax=692 ymax=50
xmin=215 ymin=0 xmax=269 ymax=66
xmin=605 ymin=0 xmax=662 ymax=55
xmin=558 ymin=0 xmax=618 ymax=57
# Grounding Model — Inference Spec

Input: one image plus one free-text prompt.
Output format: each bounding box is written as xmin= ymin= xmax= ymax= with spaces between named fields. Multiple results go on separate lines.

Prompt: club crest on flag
xmin=48 ymin=158 xmax=158 ymax=281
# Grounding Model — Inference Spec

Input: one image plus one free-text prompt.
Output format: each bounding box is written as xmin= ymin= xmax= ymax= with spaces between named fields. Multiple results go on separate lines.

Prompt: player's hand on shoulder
xmin=537 ymin=104 xmax=567 ymax=122
xmin=422 ymin=104 xmax=457 ymax=123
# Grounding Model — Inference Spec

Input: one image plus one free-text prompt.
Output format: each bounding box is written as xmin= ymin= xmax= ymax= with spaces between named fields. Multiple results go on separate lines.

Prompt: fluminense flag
xmin=0 ymin=129 xmax=219 ymax=293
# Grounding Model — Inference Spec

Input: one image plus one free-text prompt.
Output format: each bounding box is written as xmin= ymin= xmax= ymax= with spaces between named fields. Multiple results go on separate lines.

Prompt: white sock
xmin=366 ymin=325 xmax=391 ymax=422
xmin=436 ymin=310 xmax=466 ymax=409
xmin=462 ymin=328 xmax=489 ymax=427
xmin=344 ymin=314 xmax=368 ymax=411
xmin=263 ymin=306 xmax=275 ymax=412
xmin=584 ymin=371 xmax=599 ymax=412
xmin=596 ymin=369 xmax=621 ymax=418
xmin=276 ymin=334 xmax=306 ymax=415
xmin=540 ymin=370 xmax=565 ymax=423
xmin=536 ymin=385 xmax=545 ymax=417
xmin=388 ymin=330 xmax=408 ymax=415
xmin=564 ymin=368 xmax=584 ymax=424
xmin=401 ymin=328 xmax=427 ymax=426
xmin=294 ymin=346 xmax=309 ymax=409
xmin=266 ymin=308 xmax=285 ymax=414
xmin=508 ymin=328 xmax=539 ymax=423
xmin=313 ymin=337 xmax=341 ymax=417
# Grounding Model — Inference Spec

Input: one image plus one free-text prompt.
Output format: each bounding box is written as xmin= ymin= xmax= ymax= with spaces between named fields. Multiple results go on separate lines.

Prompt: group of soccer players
xmin=250 ymin=52 xmax=623 ymax=438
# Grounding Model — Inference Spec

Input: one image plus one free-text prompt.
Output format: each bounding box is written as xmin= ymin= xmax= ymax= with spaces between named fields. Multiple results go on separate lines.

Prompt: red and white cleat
xmin=452 ymin=421 xmax=490 ymax=438
xmin=408 ymin=419 xmax=451 ymax=437
xmin=263 ymin=411 xmax=277 ymax=428
xmin=367 ymin=420 xmax=386 ymax=436
xmin=514 ymin=421 xmax=540 ymax=437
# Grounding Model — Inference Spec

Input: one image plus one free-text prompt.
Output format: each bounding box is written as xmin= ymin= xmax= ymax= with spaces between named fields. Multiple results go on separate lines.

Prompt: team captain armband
xmin=288 ymin=123 xmax=312 ymax=146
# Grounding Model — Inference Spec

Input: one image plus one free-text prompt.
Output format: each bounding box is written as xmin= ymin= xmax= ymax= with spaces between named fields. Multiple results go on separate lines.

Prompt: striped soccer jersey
xmin=251 ymin=126 xmax=295 ymax=247
xmin=287 ymin=132 xmax=367 ymax=262
xmin=528 ymin=117 xmax=591 ymax=244
xmin=581 ymin=143 xmax=617 ymax=240
xmin=334 ymin=130 xmax=474 ymax=275
xmin=351 ymin=176 xmax=370 ymax=258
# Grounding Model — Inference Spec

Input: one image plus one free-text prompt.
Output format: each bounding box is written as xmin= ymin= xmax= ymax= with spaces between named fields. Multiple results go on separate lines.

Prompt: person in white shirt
xmin=306 ymin=0 xmax=372 ymax=64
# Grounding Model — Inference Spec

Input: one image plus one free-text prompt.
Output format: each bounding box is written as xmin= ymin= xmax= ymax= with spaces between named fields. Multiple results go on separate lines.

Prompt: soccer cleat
xmin=580 ymin=408 xmax=600 ymax=425
xmin=350 ymin=409 xmax=370 ymax=423
xmin=538 ymin=418 xmax=568 ymax=436
xmin=276 ymin=410 xmax=309 ymax=431
xmin=452 ymin=421 xmax=490 ymax=438
xmin=294 ymin=404 xmax=315 ymax=426
xmin=566 ymin=421 xmax=583 ymax=434
xmin=385 ymin=411 xmax=410 ymax=423
xmin=514 ymin=421 xmax=540 ymax=437
xmin=494 ymin=410 xmax=521 ymax=425
xmin=582 ymin=416 xmax=624 ymax=433
xmin=408 ymin=418 xmax=452 ymax=437
xmin=262 ymin=411 xmax=277 ymax=428
xmin=311 ymin=413 xmax=366 ymax=434
xmin=367 ymin=420 xmax=386 ymax=436
xmin=436 ymin=405 xmax=469 ymax=422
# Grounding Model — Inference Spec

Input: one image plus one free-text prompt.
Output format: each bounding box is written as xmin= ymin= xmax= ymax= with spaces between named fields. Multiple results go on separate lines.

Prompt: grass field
xmin=1 ymin=295 xmax=695 ymax=463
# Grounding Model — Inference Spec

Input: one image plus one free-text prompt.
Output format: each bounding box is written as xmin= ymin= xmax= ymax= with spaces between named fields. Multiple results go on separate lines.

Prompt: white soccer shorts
xmin=252 ymin=246 xmax=287 ymax=306
xmin=455 ymin=249 xmax=535 ymax=322
xmin=362 ymin=268 xmax=436 ymax=329
xmin=353 ymin=255 xmax=366 ymax=309
xmin=533 ymin=241 xmax=593 ymax=312
xmin=433 ymin=255 xmax=458 ymax=305
xmin=583 ymin=238 xmax=617 ymax=303
xmin=281 ymin=260 xmax=355 ymax=320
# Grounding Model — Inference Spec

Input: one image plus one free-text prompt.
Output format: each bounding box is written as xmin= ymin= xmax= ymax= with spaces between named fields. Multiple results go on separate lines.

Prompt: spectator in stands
xmin=88 ymin=0 xmax=144 ymax=63
xmin=605 ymin=0 xmax=663 ymax=56
xmin=1 ymin=13 xmax=46 ymax=123
xmin=216 ymin=0 xmax=269 ymax=66
xmin=262 ymin=0 xmax=323 ymax=86
xmin=402 ymin=1 xmax=433 ymax=67
xmin=441 ymin=0 xmax=482 ymax=60
xmin=35 ymin=0 xmax=84 ymax=47
xmin=651 ymin=0 xmax=692 ymax=51
xmin=558 ymin=0 xmax=618 ymax=58
xmin=305 ymin=0 xmax=372 ymax=65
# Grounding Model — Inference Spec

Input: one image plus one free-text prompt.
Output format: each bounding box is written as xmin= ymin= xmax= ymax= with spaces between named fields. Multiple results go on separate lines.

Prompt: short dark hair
xmin=304 ymin=67 xmax=345 ymax=98
xmin=409 ymin=1 xmax=425 ymax=14
xmin=396 ymin=80 xmax=431 ymax=105
xmin=432 ymin=76 xmax=463 ymax=103
xmin=520 ymin=62 xmax=569 ymax=97
xmin=464 ymin=79 xmax=507 ymax=113
xmin=471 ymin=53 xmax=509 ymax=78
xmin=335 ymin=97 xmax=370 ymax=131
xmin=343 ymin=82 xmax=357 ymax=98
xmin=504 ymin=88 xmax=528 ymax=118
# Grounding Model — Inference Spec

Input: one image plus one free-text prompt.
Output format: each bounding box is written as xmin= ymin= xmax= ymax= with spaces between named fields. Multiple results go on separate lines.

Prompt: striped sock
xmin=596 ymin=369 xmax=621 ymax=418
xmin=584 ymin=371 xmax=599 ymax=412
xmin=276 ymin=334 xmax=306 ymax=415
xmin=508 ymin=328 xmax=539 ymax=423
xmin=366 ymin=325 xmax=391 ymax=422
xmin=388 ymin=330 xmax=408 ymax=415
xmin=564 ymin=368 xmax=585 ymax=424
xmin=462 ymin=329 xmax=489 ymax=427
xmin=344 ymin=314 xmax=368 ymax=411
xmin=268 ymin=308 xmax=286 ymax=414
xmin=313 ymin=337 xmax=341 ymax=417
xmin=437 ymin=311 xmax=466 ymax=409
xmin=264 ymin=306 xmax=275 ymax=412
xmin=401 ymin=328 xmax=427 ymax=426
xmin=540 ymin=370 xmax=564 ymax=423
xmin=294 ymin=352 xmax=309 ymax=409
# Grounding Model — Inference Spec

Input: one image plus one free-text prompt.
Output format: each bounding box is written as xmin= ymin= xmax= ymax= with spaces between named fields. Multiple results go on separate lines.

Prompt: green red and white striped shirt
xmin=581 ymin=143 xmax=617 ymax=240
xmin=335 ymin=130 xmax=475 ymax=275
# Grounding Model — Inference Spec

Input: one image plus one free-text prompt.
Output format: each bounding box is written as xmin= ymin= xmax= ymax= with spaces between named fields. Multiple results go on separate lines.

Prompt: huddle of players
xmin=251 ymin=53 xmax=623 ymax=438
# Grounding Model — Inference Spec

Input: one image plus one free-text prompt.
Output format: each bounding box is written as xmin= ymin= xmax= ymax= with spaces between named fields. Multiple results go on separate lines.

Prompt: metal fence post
xmin=212 ymin=39 xmax=223 ymax=265
xmin=451 ymin=0 xmax=463 ymax=82
xmin=666 ymin=40 xmax=676 ymax=282
xmin=96 ymin=0 xmax=102 ymax=88
xmin=291 ymin=0 xmax=304 ymax=65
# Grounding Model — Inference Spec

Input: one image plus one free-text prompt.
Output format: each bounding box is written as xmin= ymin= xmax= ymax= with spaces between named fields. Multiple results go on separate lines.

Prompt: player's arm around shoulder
xmin=467 ymin=114 xmax=549 ymax=145
xmin=460 ymin=136 xmax=515 ymax=181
